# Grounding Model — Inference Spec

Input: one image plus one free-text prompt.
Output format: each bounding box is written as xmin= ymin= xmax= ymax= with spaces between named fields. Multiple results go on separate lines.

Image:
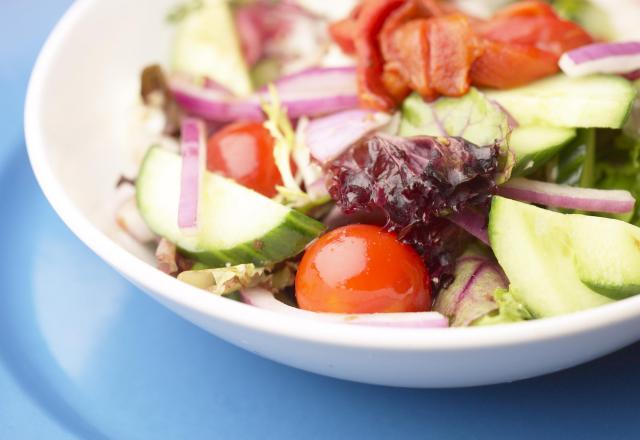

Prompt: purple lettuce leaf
xmin=433 ymin=249 xmax=508 ymax=327
xmin=326 ymin=133 xmax=500 ymax=289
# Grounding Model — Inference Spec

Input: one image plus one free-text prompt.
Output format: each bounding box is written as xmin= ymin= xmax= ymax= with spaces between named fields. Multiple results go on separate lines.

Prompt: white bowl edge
xmin=24 ymin=0 xmax=640 ymax=387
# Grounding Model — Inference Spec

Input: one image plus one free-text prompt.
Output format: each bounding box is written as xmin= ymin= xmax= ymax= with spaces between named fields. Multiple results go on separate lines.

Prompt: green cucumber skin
xmin=485 ymin=74 xmax=637 ymax=129
xmin=512 ymin=145 xmax=566 ymax=177
xmin=136 ymin=146 xmax=325 ymax=268
xmin=581 ymin=281 xmax=640 ymax=301
xmin=488 ymin=197 xmax=613 ymax=318
xmin=181 ymin=209 xmax=325 ymax=267
xmin=510 ymin=127 xmax=577 ymax=177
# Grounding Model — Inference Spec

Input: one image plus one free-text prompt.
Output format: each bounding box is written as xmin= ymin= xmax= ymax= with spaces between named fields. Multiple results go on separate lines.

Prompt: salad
xmin=117 ymin=0 xmax=640 ymax=328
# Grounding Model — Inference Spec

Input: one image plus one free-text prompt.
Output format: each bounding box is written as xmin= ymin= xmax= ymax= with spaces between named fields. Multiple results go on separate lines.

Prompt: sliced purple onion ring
xmin=169 ymin=67 xmax=360 ymax=122
xmin=498 ymin=178 xmax=636 ymax=214
xmin=448 ymin=209 xmax=489 ymax=245
xmin=170 ymin=77 xmax=263 ymax=122
xmin=559 ymin=41 xmax=640 ymax=77
xmin=267 ymin=67 xmax=359 ymax=119
xmin=178 ymin=117 xmax=206 ymax=230
xmin=305 ymin=109 xmax=391 ymax=163
xmin=240 ymin=288 xmax=449 ymax=328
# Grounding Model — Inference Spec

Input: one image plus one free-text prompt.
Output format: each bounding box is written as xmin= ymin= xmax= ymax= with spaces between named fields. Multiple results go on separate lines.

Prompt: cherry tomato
xmin=207 ymin=122 xmax=282 ymax=197
xmin=295 ymin=225 xmax=431 ymax=314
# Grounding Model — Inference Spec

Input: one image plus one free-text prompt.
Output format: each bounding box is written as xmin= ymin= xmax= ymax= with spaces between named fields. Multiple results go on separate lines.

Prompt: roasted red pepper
xmin=470 ymin=40 xmax=559 ymax=89
xmin=428 ymin=13 xmax=482 ymax=96
xmin=330 ymin=0 xmax=593 ymax=106
xmin=354 ymin=0 xmax=406 ymax=110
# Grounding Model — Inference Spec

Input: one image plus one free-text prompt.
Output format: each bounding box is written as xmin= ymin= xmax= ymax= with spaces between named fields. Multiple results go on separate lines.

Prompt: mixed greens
xmin=117 ymin=0 xmax=640 ymax=329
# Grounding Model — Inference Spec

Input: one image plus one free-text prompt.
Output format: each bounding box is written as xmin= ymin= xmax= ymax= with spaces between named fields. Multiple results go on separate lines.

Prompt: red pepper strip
xmin=416 ymin=0 xmax=454 ymax=16
xmin=492 ymin=0 xmax=557 ymax=19
xmin=354 ymin=0 xmax=406 ymax=111
xmin=428 ymin=13 xmax=482 ymax=96
xmin=328 ymin=5 xmax=362 ymax=55
xmin=379 ymin=0 xmax=422 ymax=62
xmin=478 ymin=16 xmax=593 ymax=58
xmin=387 ymin=19 xmax=435 ymax=99
xmin=470 ymin=40 xmax=559 ymax=89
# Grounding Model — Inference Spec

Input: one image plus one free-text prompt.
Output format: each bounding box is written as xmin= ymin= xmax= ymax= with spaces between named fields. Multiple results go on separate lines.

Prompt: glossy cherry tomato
xmin=207 ymin=122 xmax=282 ymax=197
xmin=295 ymin=225 xmax=431 ymax=314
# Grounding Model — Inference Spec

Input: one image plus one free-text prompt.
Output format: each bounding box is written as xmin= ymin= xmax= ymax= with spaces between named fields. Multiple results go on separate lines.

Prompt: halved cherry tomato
xmin=296 ymin=225 xmax=431 ymax=314
xmin=470 ymin=40 xmax=559 ymax=89
xmin=207 ymin=122 xmax=282 ymax=197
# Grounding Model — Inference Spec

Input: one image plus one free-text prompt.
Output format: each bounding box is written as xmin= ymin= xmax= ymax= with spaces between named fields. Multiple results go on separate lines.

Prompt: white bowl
xmin=25 ymin=0 xmax=640 ymax=388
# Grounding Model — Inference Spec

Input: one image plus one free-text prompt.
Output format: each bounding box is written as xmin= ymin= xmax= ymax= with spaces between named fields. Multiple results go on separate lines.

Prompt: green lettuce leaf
xmin=399 ymin=89 xmax=510 ymax=148
xmin=177 ymin=262 xmax=296 ymax=295
xmin=433 ymin=247 xmax=509 ymax=327
xmin=472 ymin=288 xmax=533 ymax=326
xmin=261 ymin=85 xmax=330 ymax=209
xmin=399 ymin=89 xmax=513 ymax=182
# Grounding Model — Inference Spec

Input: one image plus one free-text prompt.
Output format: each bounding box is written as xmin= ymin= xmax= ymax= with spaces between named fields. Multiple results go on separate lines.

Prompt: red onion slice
xmin=170 ymin=77 xmax=264 ymax=122
xmin=240 ymin=288 xmax=449 ymax=328
xmin=448 ymin=209 xmax=489 ymax=245
xmin=305 ymin=109 xmax=391 ymax=163
xmin=560 ymin=41 xmax=640 ymax=77
xmin=169 ymin=68 xmax=359 ymax=122
xmin=178 ymin=117 xmax=206 ymax=230
xmin=269 ymin=67 xmax=359 ymax=119
xmin=498 ymin=178 xmax=636 ymax=214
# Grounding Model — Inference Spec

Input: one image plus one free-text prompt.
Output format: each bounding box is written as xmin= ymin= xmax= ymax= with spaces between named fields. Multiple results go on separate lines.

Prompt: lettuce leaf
xmin=433 ymin=247 xmax=509 ymax=327
xmin=177 ymin=262 xmax=296 ymax=295
xmin=399 ymin=89 xmax=513 ymax=182
xmin=399 ymin=89 xmax=510 ymax=148
xmin=472 ymin=288 xmax=533 ymax=326
xmin=261 ymin=85 xmax=330 ymax=209
xmin=178 ymin=264 xmax=268 ymax=295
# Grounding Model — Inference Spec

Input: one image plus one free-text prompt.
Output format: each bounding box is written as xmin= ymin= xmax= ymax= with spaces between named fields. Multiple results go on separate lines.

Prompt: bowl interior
xmin=29 ymin=0 xmax=175 ymax=263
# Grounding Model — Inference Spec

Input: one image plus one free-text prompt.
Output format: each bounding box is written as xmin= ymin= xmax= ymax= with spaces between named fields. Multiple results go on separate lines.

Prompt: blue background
xmin=1 ymin=1 xmax=640 ymax=439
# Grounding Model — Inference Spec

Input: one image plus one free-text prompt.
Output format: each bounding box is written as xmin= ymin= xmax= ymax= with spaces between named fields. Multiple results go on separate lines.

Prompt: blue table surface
xmin=2 ymin=1 xmax=640 ymax=439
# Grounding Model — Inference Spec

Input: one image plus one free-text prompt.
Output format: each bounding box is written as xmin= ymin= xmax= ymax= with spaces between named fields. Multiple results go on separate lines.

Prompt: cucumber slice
xmin=569 ymin=215 xmax=640 ymax=300
xmin=489 ymin=197 xmax=612 ymax=318
xmin=510 ymin=126 xmax=576 ymax=177
xmin=171 ymin=0 xmax=252 ymax=96
xmin=137 ymin=147 xmax=325 ymax=267
xmin=485 ymin=74 xmax=636 ymax=129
